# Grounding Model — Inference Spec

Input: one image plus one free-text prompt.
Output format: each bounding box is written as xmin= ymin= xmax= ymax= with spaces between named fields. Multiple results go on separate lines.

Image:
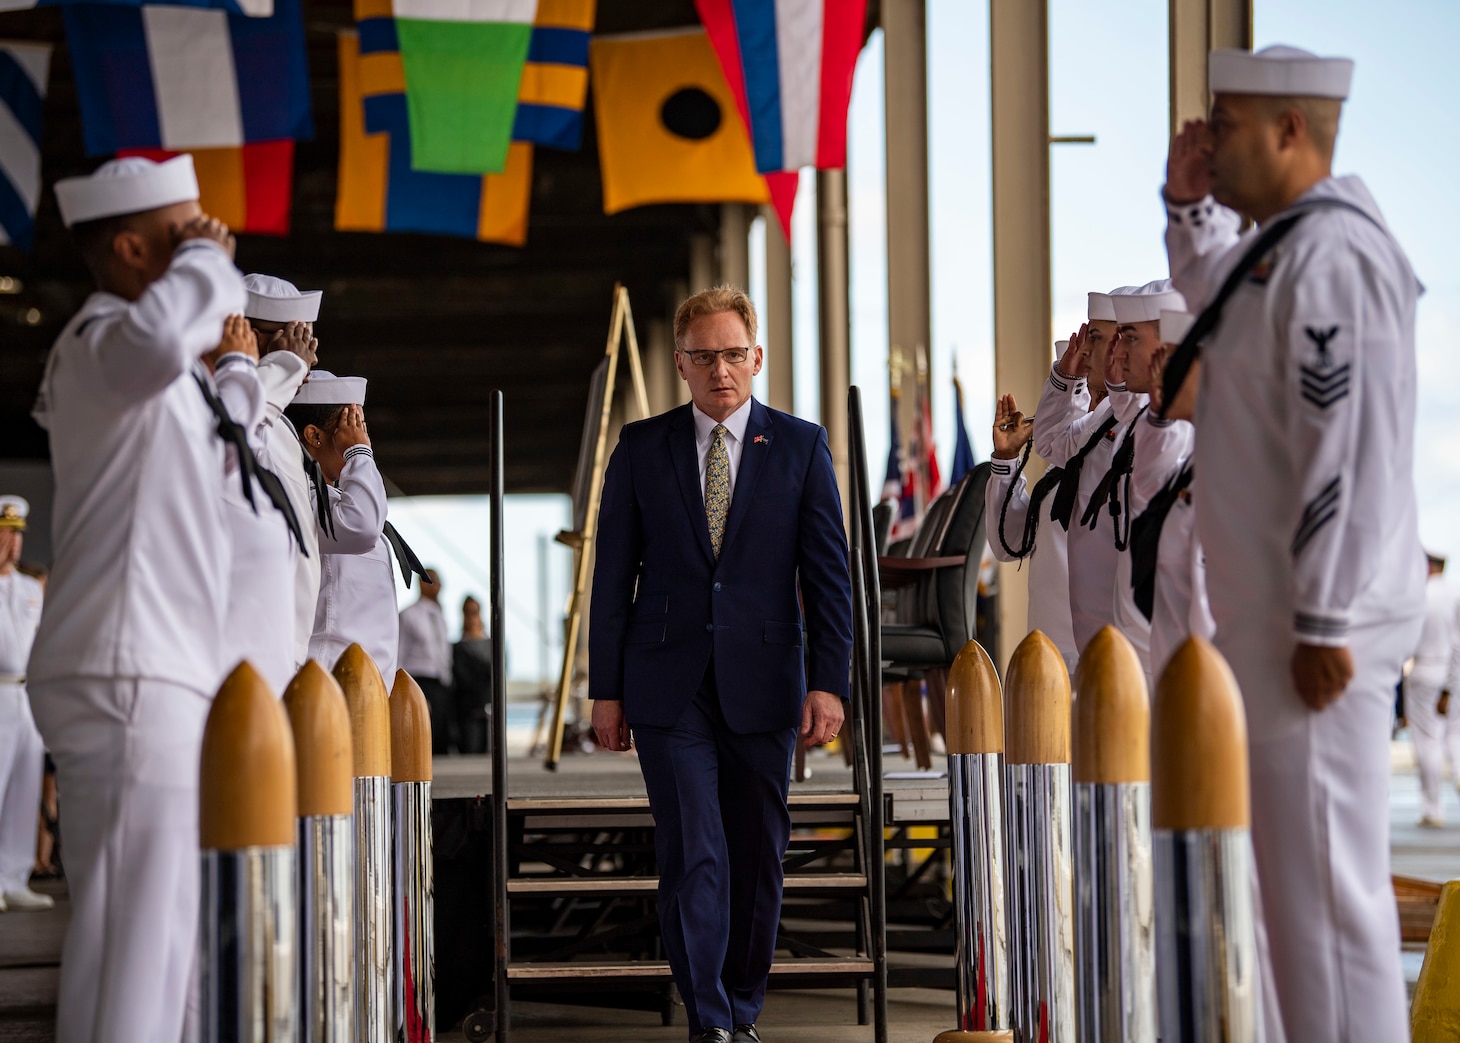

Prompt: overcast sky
xmin=401 ymin=0 xmax=1460 ymax=682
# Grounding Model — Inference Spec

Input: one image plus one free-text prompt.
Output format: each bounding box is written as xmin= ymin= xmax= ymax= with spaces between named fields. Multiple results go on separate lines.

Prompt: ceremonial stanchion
xmin=943 ymin=639 xmax=1010 ymax=1035
xmin=1151 ymin=637 xmax=1256 ymax=1041
xmin=1003 ymin=630 xmax=1075 ymax=1043
xmin=200 ymin=662 xmax=298 ymax=1042
xmin=283 ymin=661 xmax=355 ymax=1043
xmin=390 ymin=671 xmax=435 ymax=1042
xmin=333 ymin=644 xmax=394 ymax=1043
xmin=1071 ymin=627 xmax=1155 ymax=1042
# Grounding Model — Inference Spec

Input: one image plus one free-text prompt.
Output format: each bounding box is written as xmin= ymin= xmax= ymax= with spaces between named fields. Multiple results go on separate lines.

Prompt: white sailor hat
xmin=54 ymin=155 xmax=199 ymax=228
xmin=1112 ymin=280 xmax=1187 ymax=324
xmin=1159 ymin=309 xmax=1195 ymax=345
xmin=0 ymin=496 xmax=29 ymax=531
xmin=244 ymin=273 xmax=322 ymax=323
xmin=1087 ymin=293 xmax=1116 ymax=322
xmin=292 ymin=370 xmax=366 ymax=407
xmin=1055 ymin=339 xmax=1069 ymax=356
xmin=1210 ymin=45 xmax=1353 ymax=101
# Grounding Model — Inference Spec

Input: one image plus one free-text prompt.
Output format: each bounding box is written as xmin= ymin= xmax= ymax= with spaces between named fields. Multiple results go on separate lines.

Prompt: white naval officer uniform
xmin=214 ymin=350 xmax=307 ymax=694
xmin=1405 ymin=570 xmax=1460 ymax=824
xmin=243 ymin=274 xmax=325 ymax=671
xmin=29 ymin=154 xmax=244 ymax=1043
xmin=1166 ymin=46 xmax=1425 ymax=1043
xmin=0 ymin=498 xmax=46 ymax=909
xmin=984 ymin=453 xmax=1078 ymax=674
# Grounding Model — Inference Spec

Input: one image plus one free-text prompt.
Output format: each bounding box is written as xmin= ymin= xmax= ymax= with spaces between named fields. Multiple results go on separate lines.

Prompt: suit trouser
xmin=1406 ymin=678 xmax=1460 ymax=822
xmin=633 ymin=673 xmax=795 ymax=1035
xmin=29 ymin=677 xmax=211 ymax=1043
xmin=1226 ymin=621 xmax=1416 ymax=1043
xmin=0 ymin=682 xmax=43 ymax=893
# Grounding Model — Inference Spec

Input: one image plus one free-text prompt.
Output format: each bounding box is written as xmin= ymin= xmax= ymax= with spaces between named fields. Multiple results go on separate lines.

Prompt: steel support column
xmin=762 ymin=205 xmax=795 ymax=414
xmin=817 ymin=168 xmax=852 ymax=509
xmin=1169 ymin=0 xmax=1253 ymax=132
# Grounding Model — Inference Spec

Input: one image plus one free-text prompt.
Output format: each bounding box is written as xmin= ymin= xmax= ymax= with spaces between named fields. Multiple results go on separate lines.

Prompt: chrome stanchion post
xmin=1071 ymin=627 xmax=1154 ymax=1042
xmin=200 ymin=662 xmax=298 ymax=1042
xmin=333 ymin=643 xmax=394 ymax=1043
xmin=1152 ymin=637 xmax=1257 ymax=1041
xmin=1002 ymin=631 xmax=1075 ymax=1043
xmin=283 ymin=660 xmax=355 ymax=1043
xmin=390 ymin=670 xmax=434 ymax=1041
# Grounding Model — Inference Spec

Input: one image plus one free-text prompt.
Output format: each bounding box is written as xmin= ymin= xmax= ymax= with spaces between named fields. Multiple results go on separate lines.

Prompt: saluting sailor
xmin=209 ymin=311 xmax=307 ymax=694
xmin=28 ymin=155 xmax=244 ymax=1042
xmin=985 ymin=379 xmax=1078 ymax=674
xmin=0 ymin=496 xmax=51 ymax=913
xmin=1163 ymin=45 xmax=1425 ymax=1042
xmin=1099 ymin=279 xmax=1186 ymax=685
xmin=285 ymin=372 xmax=425 ymax=681
xmin=242 ymin=274 xmax=323 ymax=672
xmin=1033 ymin=288 xmax=1130 ymax=656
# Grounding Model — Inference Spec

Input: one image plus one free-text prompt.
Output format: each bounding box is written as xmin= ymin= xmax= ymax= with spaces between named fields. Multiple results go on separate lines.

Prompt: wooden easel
xmin=544 ymin=284 xmax=650 ymax=769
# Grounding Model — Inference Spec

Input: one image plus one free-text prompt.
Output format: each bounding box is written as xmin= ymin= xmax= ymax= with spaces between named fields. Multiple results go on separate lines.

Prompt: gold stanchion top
xmin=200 ymin=662 xmax=296 ymax=851
xmin=1152 ymin=636 xmax=1250 ymax=830
xmin=390 ymin=670 xmax=433 ymax=783
xmin=944 ymin=640 xmax=1003 ymax=755
xmin=1003 ymin=630 xmax=1071 ymax=765
xmin=1073 ymin=626 xmax=1150 ymax=784
xmin=283 ymin=660 xmax=354 ymax=817
xmin=332 ymin=643 xmax=391 ymax=778
xmin=932 ymin=1031 xmax=1014 ymax=1042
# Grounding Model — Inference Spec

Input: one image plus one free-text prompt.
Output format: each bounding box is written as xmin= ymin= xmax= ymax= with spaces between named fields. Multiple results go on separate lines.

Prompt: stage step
xmin=506 ymin=956 xmax=874 ymax=982
xmin=506 ymin=792 xmax=860 ymax=813
xmin=508 ymin=873 xmax=868 ymax=895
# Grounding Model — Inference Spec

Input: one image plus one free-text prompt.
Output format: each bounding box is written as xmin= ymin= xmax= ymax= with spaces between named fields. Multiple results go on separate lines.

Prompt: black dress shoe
xmin=689 ymin=1030 xmax=731 ymax=1043
xmin=732 ymin=1025 xmax=763 ymax=1042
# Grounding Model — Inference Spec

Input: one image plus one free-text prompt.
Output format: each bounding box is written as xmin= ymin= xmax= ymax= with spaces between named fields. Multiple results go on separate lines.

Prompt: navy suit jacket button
xmin=713 ymin=582 xmax=723 ymax=592
xmin=705 ymin=624 xmax=714 ymax=632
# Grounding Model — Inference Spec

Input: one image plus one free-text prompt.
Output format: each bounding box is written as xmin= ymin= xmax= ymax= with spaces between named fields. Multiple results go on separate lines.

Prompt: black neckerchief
xmin=383 ymin=521 xmax=428 ymax=586
xmin=1158 ymin=197 xmax=1387 ymax=416
xmin=1048 ymin=411 xmax=1120 ymax=532
xmin=1129 ymin=463 xmax=1195 ymax=621
xmin=286 ymin=417 xmax=336 ymax=541
xmin=194 ymin=368 xmax=306 ymax=554
xmin=996 ymin=440 xmax=1065 ymax=560
xmin=1080 ymin=405 xmax=1148 ymax=550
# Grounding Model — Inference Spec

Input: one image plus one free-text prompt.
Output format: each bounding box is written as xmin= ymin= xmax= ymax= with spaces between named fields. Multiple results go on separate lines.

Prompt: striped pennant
xmin=0 ymin=0 xmax=272 ymax=16
xmin=0 ymin=41 xmax=49 ymax=249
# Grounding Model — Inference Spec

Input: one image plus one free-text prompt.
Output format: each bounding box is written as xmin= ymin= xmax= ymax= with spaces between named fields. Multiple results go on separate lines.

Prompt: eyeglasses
xmin=680 ymin=347 xmax=750 ymax=367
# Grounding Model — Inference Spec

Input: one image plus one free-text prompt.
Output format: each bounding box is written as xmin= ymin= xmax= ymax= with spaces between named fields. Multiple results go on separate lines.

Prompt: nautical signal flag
xmin=119 ymin=142 xmax=294 ymax=236
xmin=353 ymin=0 xmax=593 ymax=154
xmin=62 ymin=0 xmax=312 ymax=156
xmin=695 ymin=0 xmax=867 ymax=173
xmin=336 ymin=31 xmax=532 ymax=245
xmin=1 ymin=0 xmax=272 ymax=16
xmin=589 ymin=29 xmax=796 ymax=235
xmin=0 ymin=41 xmax=50 ymax=250
xmin=511 ymin=0 xmax=594 ymax=150
xmin=391 ymin=0 xmax=536 ymax=174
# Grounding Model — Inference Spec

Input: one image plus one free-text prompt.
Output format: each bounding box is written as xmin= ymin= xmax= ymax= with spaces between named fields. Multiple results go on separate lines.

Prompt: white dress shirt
xmin=398 ymin=597 xmax=452 ymax=684
xmin=692 ymin=397 xmax=753 ymax=502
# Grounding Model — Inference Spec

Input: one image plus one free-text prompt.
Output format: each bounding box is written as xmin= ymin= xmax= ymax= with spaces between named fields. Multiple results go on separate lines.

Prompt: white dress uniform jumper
xmin=30 ymin=155 xmax=246 ymax=1043
xmin=1165 ymin=46 xmax=1425 ymax=1043
xmin=0 ymin=496 xmax=46 ymax=909
xmin=1406 ymin=574 xmax=1460 ymax=824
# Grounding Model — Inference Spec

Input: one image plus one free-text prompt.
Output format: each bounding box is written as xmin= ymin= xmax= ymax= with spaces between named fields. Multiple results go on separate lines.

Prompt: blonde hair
xmin=673 ymin=285 xmax=758 ymax=349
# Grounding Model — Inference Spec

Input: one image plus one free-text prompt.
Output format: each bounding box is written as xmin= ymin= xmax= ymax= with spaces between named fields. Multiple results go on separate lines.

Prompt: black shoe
xmin=732 ymin=1025 xmax=763 ymax=1043
xmin=690 ymin=1030 xmax=732 ymax=1043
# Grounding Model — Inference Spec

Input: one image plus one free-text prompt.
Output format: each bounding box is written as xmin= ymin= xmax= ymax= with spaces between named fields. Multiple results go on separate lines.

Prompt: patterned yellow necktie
xmin=705 ymin=424 xmax=730 ymax=559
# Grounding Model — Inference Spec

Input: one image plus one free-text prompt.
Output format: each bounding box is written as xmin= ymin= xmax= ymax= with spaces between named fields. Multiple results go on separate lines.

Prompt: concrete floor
xmin=3 ymin=752 xmax=1457 ymax=1041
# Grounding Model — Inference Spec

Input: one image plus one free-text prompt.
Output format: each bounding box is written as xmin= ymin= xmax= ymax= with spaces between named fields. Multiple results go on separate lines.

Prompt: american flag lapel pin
xmin=754 ymin=434 xmax=769 ymax=445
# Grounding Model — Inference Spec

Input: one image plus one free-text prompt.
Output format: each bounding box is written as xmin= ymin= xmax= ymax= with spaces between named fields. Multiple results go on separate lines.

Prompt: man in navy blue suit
xmin=590 ymin=287 xmax=854 ymax=1043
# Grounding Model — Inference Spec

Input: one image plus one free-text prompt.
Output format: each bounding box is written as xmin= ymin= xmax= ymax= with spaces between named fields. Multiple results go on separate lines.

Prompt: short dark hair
xmin=284 ymin=403 xmax=346 ymax=434
xmin=69 ymin=212 xmax=141 ymax=283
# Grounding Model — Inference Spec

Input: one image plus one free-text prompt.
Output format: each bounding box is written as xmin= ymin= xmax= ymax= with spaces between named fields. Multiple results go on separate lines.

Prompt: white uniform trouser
xmin=29 ymin=677 xmax=210 ymax=1043
xmin=1229 ymin=620 xmax=1417 ymax=1043
xmin=1406 ymin=678 xmax=1460 ymax=823
xmin=0 ymin=682 xmax=43 ymax=893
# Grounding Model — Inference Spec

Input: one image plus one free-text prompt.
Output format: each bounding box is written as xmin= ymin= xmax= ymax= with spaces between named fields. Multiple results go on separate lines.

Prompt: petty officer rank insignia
xmin=1299 ymin=325 xmax=1350 ymax=410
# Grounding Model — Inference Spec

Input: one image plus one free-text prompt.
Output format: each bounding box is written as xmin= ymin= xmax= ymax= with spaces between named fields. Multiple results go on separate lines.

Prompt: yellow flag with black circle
xmin=589 ymin=28 xmax=772 ymax=214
